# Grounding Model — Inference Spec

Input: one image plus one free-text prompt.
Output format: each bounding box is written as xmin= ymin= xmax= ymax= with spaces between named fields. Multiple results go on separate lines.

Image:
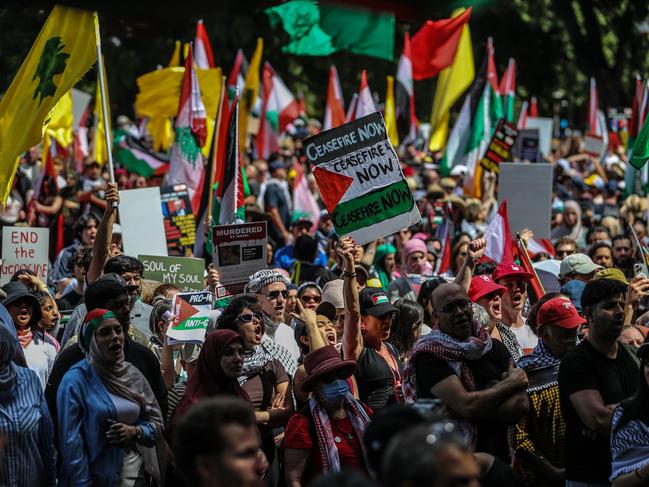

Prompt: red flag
xmin=411 ymin=7 xmax=472 ymax=80
xmin=437 ymin=231 xmax=452 ymax=275
xmin=515 ymin=238 xmax=545 ymax=301
xmin=484 ymin=200 xmax=515 ymax=264
xmin=587 ymin=78 xmax=599 ymax=134
xmin=194 ymin=20 xmax=215 ymax=69
xmin=324 ymin=66 xmax=346 ymax=130
xmin=530 ymin=96 xmax=538 ymax=117
xmin=499 ymin=58 xmax=516 ymax=95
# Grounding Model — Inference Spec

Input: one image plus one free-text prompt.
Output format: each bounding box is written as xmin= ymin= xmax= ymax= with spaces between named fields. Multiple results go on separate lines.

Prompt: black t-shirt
xmin=45 ymin=337 xmax=168 ymax=432
xmin=355 ymin=343 xmax=403 ymax=411
xmin=56 ymin=289 xmax=84 ymax=312
xmin=264 ymin=183 xmax=290 ymax=245
xmin=414 ymin=340 xmax=513 ymax=461
xmin=558 ymin=339 xmax=639 ymax=484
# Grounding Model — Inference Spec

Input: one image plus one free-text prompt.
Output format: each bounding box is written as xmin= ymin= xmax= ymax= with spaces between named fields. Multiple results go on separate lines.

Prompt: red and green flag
xmin=499 ymin=58 xmax=516 ymax=123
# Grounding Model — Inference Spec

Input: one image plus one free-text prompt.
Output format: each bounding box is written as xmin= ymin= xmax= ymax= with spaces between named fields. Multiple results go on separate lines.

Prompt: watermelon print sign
xmin=166 ymin=291 xmax=213 ymax=344
xmin=304 ymin=113 xmax=421 ymax=244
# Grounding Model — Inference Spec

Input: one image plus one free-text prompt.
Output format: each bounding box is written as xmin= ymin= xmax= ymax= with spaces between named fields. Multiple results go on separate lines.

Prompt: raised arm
xmin=87 ymin=183 xmax=119 ymax=285
xmin=454 ymin=238 xmax=486 ymax=292
xmin=339 ymin=237 xmax=363 ymax=361
xmin=291 ymin=299 xmax=327 ymax=351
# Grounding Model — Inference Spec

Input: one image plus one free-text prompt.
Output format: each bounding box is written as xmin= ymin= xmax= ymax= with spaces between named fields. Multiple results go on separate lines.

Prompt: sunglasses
xmin=260 ymin=290 xmax=288 ymax=300
xmin=237 ymin=312 xmax=262 ymax=323
xmin=300 ymin=295 xmax=321 ymax=304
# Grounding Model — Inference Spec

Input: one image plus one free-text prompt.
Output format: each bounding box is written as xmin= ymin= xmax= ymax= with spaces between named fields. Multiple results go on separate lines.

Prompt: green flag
xmin=630 ymin=112 xmax=649 ymax=170
xmin=265 ymin=0 xmax=395 ymax=61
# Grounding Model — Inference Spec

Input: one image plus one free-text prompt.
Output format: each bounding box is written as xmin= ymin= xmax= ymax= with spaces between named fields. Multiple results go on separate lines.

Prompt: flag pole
xmin=207 ymin=75 xmax=227 ymax=223
xmin=93 ymin=13 xmax=116 ymax=191
xmin=515 ymin=234 xmax=545 ymax=299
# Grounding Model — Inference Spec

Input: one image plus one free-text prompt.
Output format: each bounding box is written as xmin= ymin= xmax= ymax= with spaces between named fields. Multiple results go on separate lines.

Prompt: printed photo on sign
xmin=166 ymin=291 xmax=213 ymax=344
xmin=213 ymin=222 xmax=268 ymax=286
xmin=160 ymin=184 xmax=196 ymax=255
xmin=304 ymin=113 xmax=420 ymax=245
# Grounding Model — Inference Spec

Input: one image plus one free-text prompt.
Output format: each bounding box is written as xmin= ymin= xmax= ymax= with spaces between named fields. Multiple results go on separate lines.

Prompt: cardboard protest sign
xmin=525 ymin=117 xmax=553 ymax=155
xmin=1 ymin=227 xmax=49 ymax=285
xmin=498 ymin=163 xmax=553 ymax=238
xmin=514 ymin=128 xmax=542 ymax=162
xmin=584 ymin=132 xmax=606 ymax=159
xmin=166 ymin=291 xmax=213 ymax=344
xmin=159 ymin=184 xmax=196 ymax=255
xmin=479 ymin=120 xmax=518 ymax=173
xmin=139 ymin=255 xmax=205 ymax=291
xmin=213 ymin=222 xmax=267 ymax=288
xmin=303 ymin=113 xmax=421 ymax=245
xmin=119 ymin=187 xmax=168 ymax=258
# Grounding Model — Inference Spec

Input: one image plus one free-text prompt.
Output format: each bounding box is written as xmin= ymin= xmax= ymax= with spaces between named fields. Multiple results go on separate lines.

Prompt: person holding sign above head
xmin=57 ymin=309 xmax=165 ymax=487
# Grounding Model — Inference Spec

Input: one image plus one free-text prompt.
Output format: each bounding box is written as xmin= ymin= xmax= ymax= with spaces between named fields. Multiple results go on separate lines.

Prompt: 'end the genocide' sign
xmin=1 ymin=227 xmax=49 ymax=285
xmin=304 ymin=113 xmax=421 ymax=244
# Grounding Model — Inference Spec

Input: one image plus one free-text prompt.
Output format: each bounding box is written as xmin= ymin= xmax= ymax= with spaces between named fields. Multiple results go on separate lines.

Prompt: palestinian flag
xmin=167 ymin=45 xmax=207 ymax=213
xmin=256 ymin=63 xmax=300 ymax=159
xmin=395 ymin=32 xmax=417 ymax=143
xmin=213 ymin=95 xmax=245 ymax=225
xmin=463 ymin=39 xmax=502 ymax=197
xmin=517 ymin=100 xmax=528 ymax=129
xmin=499 ymin=58 xmax=516 ymax=123
xmin=194 ymin=20 xmax=215 ymax=69
xmin=227 ymin=49 xmax=248 ymax=101
xmin=355 ymin=70 xmax=377 ymax=120
xmin=113 ymin=129 xmax=169 ymax=177
xmin=324 ymin=65 xmax=345 ymax=130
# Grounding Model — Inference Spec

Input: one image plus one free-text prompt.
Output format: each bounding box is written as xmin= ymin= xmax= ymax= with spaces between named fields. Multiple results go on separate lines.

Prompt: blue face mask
xmin=321 ymin=379 xmax=349 ymax=403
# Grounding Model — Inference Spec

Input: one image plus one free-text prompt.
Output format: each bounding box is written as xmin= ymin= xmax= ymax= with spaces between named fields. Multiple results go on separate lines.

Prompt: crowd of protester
xmin=2 ymin=121 xmax=649 ymax=487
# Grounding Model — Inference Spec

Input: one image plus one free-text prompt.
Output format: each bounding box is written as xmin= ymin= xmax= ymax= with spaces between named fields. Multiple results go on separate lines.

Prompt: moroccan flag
xmin=114 ymin=129 xmax=170 ymax=177
xmin=629 ymin=76 xmax=644 ymax=139
xmin=265 ymin=1 xmax=394 ymax=61
xmin=499 ymin=58 xmax=516 ymax=123
xmin=463 ymin=39 xmax=502 ymax=197
xmin=530 ymin=96 xmax=538 ymax=117
xmin=167 ymin=45 xmax=207 ymax=213
xmin=0 ymin=5 xmax=95 ymax=203
xmin=428 ymin=9 xmax=474 ymax=153
xmin=324 ymin=65 xmax=345 ymax=130
xmin=214 ymin=95 xmax=245 ymax=225
xmin=587 ymin=78 xmax=600 ymax=134
xmin=92 ymin=60 xmax=111 ymax=164
xmin=239 ymin=38 xmax=263 ymax=151
xmin=395 ymin=32 xmax=417 ymax=144
xmin=517 ymin=100 xmax=529 ymax=129
xmin=355 ymin=70 xmax=377 ymax=120
xmin=257 ymin=63 xmax=300 ymax=159
xmin=384 ymin=76 xmax=399 ymax=147
xmin=411 ymin=7 xmax=472 ymax=80
xmin=194 ymin=20 xmax=215 ymax=69
xmin=345 ymin=93 xmax=358 ymax=123
xmin=484 ymin=200 xmax=514 ymax=264
xmin=227 ymin=49 xmax=248 ymax=102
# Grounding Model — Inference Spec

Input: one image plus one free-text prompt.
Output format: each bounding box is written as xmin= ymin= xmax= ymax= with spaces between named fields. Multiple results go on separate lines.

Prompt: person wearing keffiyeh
xmin=511 ymin=297 xmax=585 ymax=486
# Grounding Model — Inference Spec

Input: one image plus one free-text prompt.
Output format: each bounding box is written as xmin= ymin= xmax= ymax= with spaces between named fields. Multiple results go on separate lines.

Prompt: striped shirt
xmin=0 ymin=365 xmax=56 ymax=487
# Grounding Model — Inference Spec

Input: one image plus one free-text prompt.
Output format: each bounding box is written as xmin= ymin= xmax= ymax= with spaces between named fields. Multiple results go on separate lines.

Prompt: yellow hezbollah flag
xmin=92 ymin=58 xmax=111 ymax=164
xmin=239 ymin=38 xmax=263 ymax=150
xmin=428 ymin=9 xmax=474 ymax=153
xmin=148 ymin=116 xmax=175 ymax=151
xmin=168 ymin=40 xmax=181 ymax=67
xmin=385 ymin=76 xmax=399 ymax=147
xmin=0 ymin=5 xmax=95 ymax=203
xmin=44 ymin=90 xmax=73 ymax=148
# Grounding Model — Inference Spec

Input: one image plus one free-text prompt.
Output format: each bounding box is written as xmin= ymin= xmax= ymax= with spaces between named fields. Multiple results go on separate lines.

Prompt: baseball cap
xmin=492 ymin=263 xmax=534 ymax=282
xmin=593 ymin=267 xmax=628 ymax=285
xmin=559 ymin=253 xmax=603 ymax=278
xmin=315 ymin=301 xmax=337 ymax=322
xmin=537 ymin=297 xmax=586 ymax=329
xmin=96 ymin=272 xmax=131 ymax=291
xmin=321 ymin=279 xmax=344 ymax=309
xmin=290 ymin=212 xmax=313 ymax=229
xmin=360 ymin=287 xmax=397 ymax=317
xmin=469 ymin=275 xmax=507 ymax=302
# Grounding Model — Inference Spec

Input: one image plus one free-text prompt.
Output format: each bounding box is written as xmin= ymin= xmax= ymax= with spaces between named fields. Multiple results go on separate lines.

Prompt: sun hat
xmin=301 ymin=345 xmax=357 ymax=392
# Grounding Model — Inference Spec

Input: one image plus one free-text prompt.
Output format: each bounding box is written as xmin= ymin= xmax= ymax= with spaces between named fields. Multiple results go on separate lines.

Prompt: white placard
xmin=525 ymin=117 xmax=554 ymax=156
xmin=1 ymin=227 xmax=49 ymax=285
xmin=119 ymin=187 xmax=168 ymax=258
xmin=498 ymin=163 xmax=553 ymax=238
xmin=71 ymin=88 xmax=92 ymax=129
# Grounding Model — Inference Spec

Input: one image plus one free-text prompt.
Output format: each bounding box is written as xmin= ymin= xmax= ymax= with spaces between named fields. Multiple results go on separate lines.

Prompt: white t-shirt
xmin=23 ymin=336 xmax=57 ymax=390
xmin=510 ymin=324 xmax=538 ymax=352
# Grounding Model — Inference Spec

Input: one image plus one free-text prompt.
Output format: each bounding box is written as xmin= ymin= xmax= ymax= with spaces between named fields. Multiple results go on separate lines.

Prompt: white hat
xmin=450 ymin=165 xmax=468 ymax=177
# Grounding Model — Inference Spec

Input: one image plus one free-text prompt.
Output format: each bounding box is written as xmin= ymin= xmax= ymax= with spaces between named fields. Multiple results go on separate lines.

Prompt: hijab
xmin=551 ymin=200 xmax=583 ymax=242
xmin=0 ymin=326 xmax=17 ymax=391
xmin=172 ymin=330 xmax=249 ymax=423
xmin=80 ymin=308 xmax=156 ymax=409
xmin=374 ymin=244 xmax=397 ymax=290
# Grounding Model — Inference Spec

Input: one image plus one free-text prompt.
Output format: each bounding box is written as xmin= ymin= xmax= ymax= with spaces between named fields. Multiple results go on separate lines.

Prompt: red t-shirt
xmin=283 ymin=406 xmax=372 ymax=483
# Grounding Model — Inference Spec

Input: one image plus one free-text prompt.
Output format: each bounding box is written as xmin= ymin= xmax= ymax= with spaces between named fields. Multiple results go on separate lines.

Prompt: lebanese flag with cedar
xmin=483 ymin=200 xmax=515 ymax=264
xmin=324 ymin=65 xmax=346 ymax=130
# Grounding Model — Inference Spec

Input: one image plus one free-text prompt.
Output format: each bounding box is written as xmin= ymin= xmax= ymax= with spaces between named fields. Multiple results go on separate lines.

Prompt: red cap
xmin=492 ymin=263 xmax=534 ymax=282
xmin=469 ymin=275 xmax=507 ymax=302
xmin=537 ymin=297 xmax=586 ymax=329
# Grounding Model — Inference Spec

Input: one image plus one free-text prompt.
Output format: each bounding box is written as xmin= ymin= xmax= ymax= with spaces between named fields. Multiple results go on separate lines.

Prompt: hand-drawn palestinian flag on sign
xmin=304 ymin=112 xmax=421 ymax=244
